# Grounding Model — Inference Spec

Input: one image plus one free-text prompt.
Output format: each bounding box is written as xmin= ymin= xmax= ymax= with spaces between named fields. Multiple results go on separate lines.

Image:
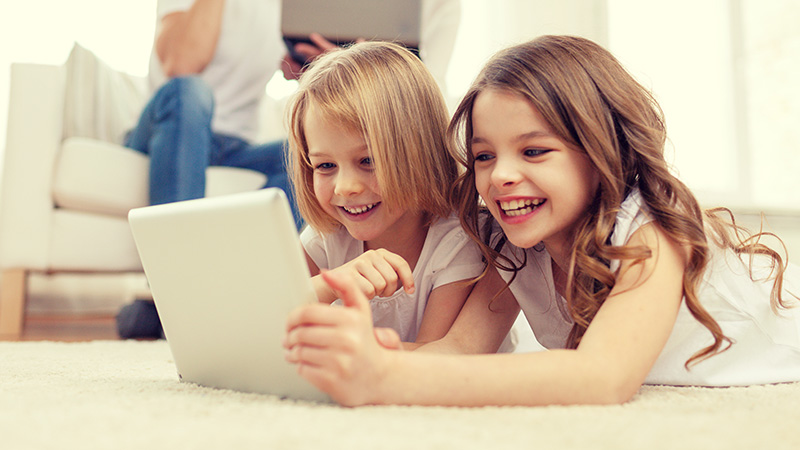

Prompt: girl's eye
xmin=314 ymin=162 xmax=335 ymax=171
xmin=524 ymin=148 xmax=550 ymax=157
xmin=474 ymin=153 xmax=494 ymax=162
xmin=360 ymin=157 xmax=373 ymax=167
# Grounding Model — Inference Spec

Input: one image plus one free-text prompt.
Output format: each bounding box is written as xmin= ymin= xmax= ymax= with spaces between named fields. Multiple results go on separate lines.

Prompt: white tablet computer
xmin=128 ymin=189 xmax=328 ymax=403
xmin=281 ymin=0 xmax=422 ymax=64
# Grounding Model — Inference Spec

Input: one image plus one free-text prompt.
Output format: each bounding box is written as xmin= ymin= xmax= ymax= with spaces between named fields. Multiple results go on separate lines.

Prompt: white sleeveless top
xmin=499 ymin=188 xmax=800 ymax=386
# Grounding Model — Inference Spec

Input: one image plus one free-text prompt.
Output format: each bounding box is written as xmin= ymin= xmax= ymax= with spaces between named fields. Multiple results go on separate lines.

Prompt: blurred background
xmin=1 ymin=0 xmax=798 ymax=316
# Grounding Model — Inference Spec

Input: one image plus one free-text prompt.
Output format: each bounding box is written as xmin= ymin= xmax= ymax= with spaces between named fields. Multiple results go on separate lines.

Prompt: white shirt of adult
xmin=148 ymin=0 xmax=460 ymax=141
xmin=149 ymin=0 xmax=284 ymax=142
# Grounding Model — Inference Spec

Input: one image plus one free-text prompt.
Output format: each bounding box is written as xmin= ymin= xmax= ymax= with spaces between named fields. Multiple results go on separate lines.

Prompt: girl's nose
xmin=333 ymin=171 xmax=365 ymax=197
xmin=490 ymin=156 xmax=522 ymax=188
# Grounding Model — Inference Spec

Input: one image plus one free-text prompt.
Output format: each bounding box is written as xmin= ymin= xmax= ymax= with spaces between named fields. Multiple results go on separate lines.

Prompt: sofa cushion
xmin=62 ymin=43 xmax=148 ymax=144
xmin=49 ymin=208 xmax=142 ymax=271
xmin=53 ymin=137 xmax=268 ymax=218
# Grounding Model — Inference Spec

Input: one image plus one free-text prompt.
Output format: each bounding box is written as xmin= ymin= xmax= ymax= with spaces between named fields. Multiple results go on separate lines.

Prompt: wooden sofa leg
xmin=0 ymin=269 xmax=28 ymax=340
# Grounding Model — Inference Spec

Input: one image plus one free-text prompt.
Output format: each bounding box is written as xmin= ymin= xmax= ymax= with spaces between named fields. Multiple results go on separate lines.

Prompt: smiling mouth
xmin=498 ymin=198 xmax=545 ymax=217
xmin=341 ymin=202 xmax=379 ymax=215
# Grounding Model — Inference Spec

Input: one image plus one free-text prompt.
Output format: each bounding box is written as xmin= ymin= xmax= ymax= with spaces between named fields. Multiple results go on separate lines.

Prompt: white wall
xmin=607 ymin=0 xmax=800 ymax=213
xmin=445 ymin=0 xmax=608 ymax=103
xmin=740 ymin=0 xmax=800 ymax=212
xmin=0 ymin=0 xmax=157 ymax=170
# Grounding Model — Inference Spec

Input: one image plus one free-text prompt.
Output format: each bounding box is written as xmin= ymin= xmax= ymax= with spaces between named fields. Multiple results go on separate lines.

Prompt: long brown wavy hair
xmin=449 ymin=35 xmax=795 ymax=366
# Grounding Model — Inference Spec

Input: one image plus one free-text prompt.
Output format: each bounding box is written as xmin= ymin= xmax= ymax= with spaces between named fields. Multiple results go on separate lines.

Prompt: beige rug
xmin=2 ymin=340 xmax=798 ymax=450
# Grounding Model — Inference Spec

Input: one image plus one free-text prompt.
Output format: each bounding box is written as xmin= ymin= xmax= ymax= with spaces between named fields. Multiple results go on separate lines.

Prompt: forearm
xmin=311 ymin=275 xmax=336 ymax=303
xmin=372 ymin=348 xmax=635 ymax=407
xmin=413 ymin=266 xmax=520 ymax=355
xmin=412 ymin=332 xmax=477 ymax=354
xmin=156 ymin=0 xmax=226 ymax=76
xmin=392 ymin=337 xmax=464 ymax=352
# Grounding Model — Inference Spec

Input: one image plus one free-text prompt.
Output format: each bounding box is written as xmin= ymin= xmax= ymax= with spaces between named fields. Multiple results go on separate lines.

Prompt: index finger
xmin=380 ymin=251 xmax=415 ymax=294
xmin=321 ymin=270 xmax=371 ymax=314
xmin=286 ymin=303 xmax=338 ymax=332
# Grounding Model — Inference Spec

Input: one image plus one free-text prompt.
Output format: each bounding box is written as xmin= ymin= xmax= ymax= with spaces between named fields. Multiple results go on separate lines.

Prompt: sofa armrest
xmin=0 ymin=63 xmax=66 ymax=270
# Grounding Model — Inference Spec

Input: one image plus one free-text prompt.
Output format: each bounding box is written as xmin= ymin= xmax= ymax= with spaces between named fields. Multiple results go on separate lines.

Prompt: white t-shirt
xmin=148 ymin=0 xmax=460 ymax=142
xmin=301 ymin=216 xmax=484 ymax=342
xmin=149 ymin=0 xmax=284 ymax=142
xmin=498 ymin=188 xmax=800 ymax=386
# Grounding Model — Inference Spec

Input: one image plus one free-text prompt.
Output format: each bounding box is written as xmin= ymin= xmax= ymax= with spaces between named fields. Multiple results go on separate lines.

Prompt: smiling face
xmin=470 ymin=89 xmax=600 ymax=258
xmin=304 ymin=104 xmax=416 ymax=247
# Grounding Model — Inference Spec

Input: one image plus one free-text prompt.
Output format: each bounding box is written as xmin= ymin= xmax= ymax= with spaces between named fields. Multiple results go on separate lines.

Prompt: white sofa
xmin=0 ymin=45 xmax=270 ymax=338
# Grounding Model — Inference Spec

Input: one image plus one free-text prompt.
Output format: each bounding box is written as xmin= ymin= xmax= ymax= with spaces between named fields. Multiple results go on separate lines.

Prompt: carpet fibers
xmin=1 ymin=340 xmax=798 ymax=450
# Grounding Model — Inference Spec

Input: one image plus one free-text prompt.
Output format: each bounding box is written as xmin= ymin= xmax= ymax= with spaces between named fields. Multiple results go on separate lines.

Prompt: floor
xmin=18 ymin=314 xmax=120 ymax=341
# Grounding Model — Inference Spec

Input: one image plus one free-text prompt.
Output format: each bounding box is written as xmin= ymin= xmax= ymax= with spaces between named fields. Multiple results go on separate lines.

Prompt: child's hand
xmin=374 ymin=327 xmax=402 ymax=350
xmin=328 ymin=249 xmax=415 ymax=300
xmin=284 ymin=270 xmax=394 ymax=406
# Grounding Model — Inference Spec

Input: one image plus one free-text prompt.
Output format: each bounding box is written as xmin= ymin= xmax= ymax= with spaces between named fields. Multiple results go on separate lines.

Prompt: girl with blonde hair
xmin=285 ymin=35 xmax=800 ymax=406
xmin=286 ymin=41 xmax=519 ymax=349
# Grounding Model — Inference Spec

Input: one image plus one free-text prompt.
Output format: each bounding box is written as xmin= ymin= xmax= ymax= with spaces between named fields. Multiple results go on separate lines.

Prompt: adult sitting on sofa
xmin=115 ymin=0 xmax=304 ymax=339
xmin=0 ymin=41 xmax=276 ymax=339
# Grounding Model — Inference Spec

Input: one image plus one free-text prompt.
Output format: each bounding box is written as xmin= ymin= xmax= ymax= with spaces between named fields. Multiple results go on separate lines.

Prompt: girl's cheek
xmin=312 ymin=177 xmax=326 ymax=202
xmin=474 ymin=171 xmax=490 ymax=196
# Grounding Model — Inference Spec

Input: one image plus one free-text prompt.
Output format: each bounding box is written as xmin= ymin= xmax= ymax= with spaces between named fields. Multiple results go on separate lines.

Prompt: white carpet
xmin=2 ymin=340 xmax=799 ymax=450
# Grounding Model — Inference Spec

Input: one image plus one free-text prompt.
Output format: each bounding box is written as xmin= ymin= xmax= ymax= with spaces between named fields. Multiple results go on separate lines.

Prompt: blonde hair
xmin=449 ymin=35 xmax=795 ymax=366
xmin=286 ymin=41 xmax=457 ymax=234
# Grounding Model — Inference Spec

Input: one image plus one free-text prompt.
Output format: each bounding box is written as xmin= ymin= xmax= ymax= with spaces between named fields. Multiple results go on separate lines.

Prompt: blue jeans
xmin=125 ymin=76 xmax=302 ymax=229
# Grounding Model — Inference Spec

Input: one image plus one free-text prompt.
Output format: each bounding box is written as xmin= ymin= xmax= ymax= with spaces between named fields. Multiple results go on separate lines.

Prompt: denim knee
xmin=152 ymin=76 xmax=215 ymax=124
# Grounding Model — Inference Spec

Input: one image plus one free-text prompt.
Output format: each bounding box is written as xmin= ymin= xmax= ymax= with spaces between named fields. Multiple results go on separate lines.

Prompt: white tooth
xmin=499 ymin=199 xmax=546 ymax=212
xmin=345 ymin=203 xmax=378 ymax=214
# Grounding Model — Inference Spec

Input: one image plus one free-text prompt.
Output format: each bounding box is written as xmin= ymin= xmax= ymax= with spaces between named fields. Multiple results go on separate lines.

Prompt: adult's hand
xmin=282 ymin=33 xmax=366 ymax=80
